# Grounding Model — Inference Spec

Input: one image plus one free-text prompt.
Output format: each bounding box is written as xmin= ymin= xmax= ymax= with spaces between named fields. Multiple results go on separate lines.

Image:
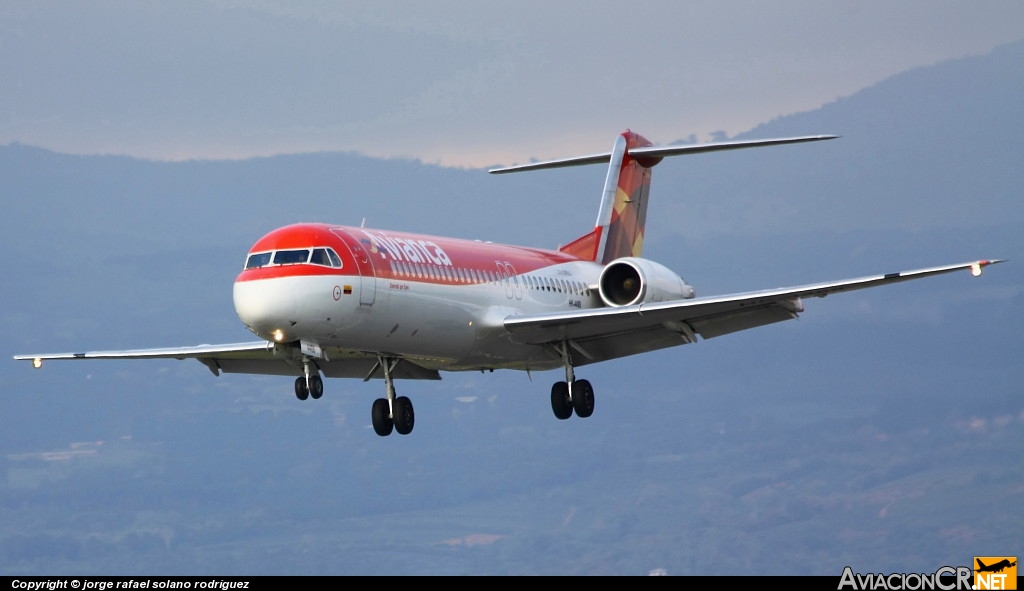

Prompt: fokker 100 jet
xmin=14 ymin=131 xmax=1003 ymax=436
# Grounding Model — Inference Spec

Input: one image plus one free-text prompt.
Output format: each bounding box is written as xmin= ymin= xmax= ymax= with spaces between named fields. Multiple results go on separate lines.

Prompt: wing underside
xmin=502 ymin=259 xmax=1003 ymax=366
xmin=13 ymin=342 xmax=441 ymax=380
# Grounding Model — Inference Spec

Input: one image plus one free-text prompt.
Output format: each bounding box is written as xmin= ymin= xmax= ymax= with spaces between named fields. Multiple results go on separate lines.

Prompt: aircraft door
xmin=496 ymin=262 xmax=523 ymax=300
xmin=332 ymin=230 xmax=376 ymax=307
xmin=352 ymin=242 xmax=377 ymax=306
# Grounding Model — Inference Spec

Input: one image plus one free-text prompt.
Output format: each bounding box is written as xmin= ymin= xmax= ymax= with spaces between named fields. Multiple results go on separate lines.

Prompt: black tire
xmin=393 ymin=396 xmax=415 ymax=435
xmin=571 ymin=379 xmax=595 ymax=418
xmin=309 ymin=375 xmax=324 ymax=400
xmin=294 ymin=377 xmax=309 ymax=401
xmin=371 ymin=398 xmax=393 ymax=436
xmin=550 ymin=381 xmax=573 ymax=420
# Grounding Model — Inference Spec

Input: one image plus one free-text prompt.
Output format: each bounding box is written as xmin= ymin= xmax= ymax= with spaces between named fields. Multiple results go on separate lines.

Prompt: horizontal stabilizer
xmin=489 ymin=135 xmax=838 ymax=174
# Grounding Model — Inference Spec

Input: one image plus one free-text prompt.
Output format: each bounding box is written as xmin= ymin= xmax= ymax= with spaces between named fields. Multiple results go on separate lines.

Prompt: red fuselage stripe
xmin=235 ymin=223 xmax=583 ymax=285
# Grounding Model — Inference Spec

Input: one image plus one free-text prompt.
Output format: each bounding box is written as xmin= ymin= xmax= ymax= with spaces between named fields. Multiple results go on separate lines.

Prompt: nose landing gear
xmin=293 ymin=357 xmax=324 ymax=401
xmin=293 ymin=374 xmax=324 ymax=400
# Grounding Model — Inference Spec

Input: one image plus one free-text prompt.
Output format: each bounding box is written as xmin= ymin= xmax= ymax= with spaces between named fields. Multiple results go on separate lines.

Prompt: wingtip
xmin=970 ymin=259 xmax=1006 ymax=277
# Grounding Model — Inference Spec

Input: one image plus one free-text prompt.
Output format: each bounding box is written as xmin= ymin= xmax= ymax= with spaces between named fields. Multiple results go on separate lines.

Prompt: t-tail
xmin=490 ymin=130 xmax=839 ymax=263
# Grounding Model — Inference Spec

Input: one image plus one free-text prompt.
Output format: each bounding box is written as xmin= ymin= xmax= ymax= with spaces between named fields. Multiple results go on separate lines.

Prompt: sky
xmin=2 ymin=0 xmax=1024 ymax=167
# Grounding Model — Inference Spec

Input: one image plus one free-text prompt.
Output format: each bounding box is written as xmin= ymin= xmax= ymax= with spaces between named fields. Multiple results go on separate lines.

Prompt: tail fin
xmin=489 ymin=131 xmax=838 ymax=263
xmin=563 ymin=130 xmax=657 ymax=263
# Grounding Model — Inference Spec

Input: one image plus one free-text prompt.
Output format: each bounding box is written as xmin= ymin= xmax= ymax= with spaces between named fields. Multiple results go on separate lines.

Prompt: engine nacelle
xmin=598 ymin=257 xmax=695 ymax=307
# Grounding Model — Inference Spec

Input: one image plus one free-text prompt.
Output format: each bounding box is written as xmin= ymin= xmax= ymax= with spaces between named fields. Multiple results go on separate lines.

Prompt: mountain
xmin=1 ymin=40 xmax=1021 ymax=575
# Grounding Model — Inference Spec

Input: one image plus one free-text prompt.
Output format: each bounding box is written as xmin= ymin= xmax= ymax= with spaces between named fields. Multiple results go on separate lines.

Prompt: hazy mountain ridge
xmin=2 ymin=41 xmax=1021 ymax=575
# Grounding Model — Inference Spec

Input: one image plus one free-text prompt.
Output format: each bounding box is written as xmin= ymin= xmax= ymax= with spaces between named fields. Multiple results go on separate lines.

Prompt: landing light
xmin=33 ymin=357 xmax=42 ymax=369
xmin=971 ymin=263 xmax=983 ymax=277
xmin=273 ymin=329 xmax=285 ymax=342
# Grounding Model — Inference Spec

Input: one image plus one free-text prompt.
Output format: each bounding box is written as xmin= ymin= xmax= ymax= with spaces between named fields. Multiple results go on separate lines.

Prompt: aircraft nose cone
xmin=233 ymin=278 xmax=297 ymax=339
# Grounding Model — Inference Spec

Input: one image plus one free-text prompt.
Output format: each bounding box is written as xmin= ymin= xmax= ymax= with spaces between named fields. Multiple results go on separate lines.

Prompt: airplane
xmin=976 ymin=558 xmax=1016 ymax=573
xmin=13 ymin=130 xmax=1004 ymax=437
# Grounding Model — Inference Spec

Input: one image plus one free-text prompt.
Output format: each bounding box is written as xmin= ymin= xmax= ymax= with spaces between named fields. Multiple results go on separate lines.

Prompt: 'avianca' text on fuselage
xmin=14 ymin=130 xmax=1003 ymax=438
xmin=361 ymin=230 xmax=454 ymax=267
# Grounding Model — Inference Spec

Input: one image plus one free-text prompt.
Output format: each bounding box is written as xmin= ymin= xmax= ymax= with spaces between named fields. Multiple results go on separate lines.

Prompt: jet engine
xmin=598 ymin=257 xmax=695 ymax=307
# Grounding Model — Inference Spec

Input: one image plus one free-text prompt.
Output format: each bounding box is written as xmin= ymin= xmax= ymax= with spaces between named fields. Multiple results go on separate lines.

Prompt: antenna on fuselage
xmin=360 ymin=218 xmax=366 ymax=228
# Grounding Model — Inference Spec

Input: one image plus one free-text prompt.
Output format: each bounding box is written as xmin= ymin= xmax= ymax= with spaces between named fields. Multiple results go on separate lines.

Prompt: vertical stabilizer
xmin=559 ymin=131 xmax=657 ymax=263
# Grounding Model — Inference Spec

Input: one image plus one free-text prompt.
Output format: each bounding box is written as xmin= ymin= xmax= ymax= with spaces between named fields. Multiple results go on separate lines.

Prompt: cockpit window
xmin=273 ymin=249 xmax=311 ymax=265
xmin=245 ymin=252 xmax=273 ymax=269
xmin=244 ymin=247 xmax=343 ymax=270
xmin=310 ymin=247 xmax=343 ymax=268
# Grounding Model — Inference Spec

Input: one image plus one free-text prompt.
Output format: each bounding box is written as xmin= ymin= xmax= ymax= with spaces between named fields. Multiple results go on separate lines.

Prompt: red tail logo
xmin=560 ymin=131 xmax=658 ymax=263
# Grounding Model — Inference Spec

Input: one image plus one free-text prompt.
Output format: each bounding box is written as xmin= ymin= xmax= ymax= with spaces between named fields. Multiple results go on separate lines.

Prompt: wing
xmin=13 ymin=342 xmax=440 ymax=380
xmin=503 ymin=259 xmax=1004 ymax=366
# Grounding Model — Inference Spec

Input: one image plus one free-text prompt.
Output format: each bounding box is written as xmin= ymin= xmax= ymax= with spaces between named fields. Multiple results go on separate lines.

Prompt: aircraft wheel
xmin=309 ymin=375 xmax=324 ymax=400
xmin=372 ymin=398 xmax=393 ymax=436
xmin=571 ymin=379 xmax=595 ymax=418
xmin=550 ymin=381 xmax=573 ymax=420
xmin=294 ymin=377 xmax=309 ymax=401
xmin=393 ymin=396 xmax=415 ymax=435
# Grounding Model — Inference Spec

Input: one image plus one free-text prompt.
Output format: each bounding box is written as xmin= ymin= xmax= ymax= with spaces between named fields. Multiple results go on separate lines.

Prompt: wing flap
xmin=689 ymin=302 xmax=802 ymax=340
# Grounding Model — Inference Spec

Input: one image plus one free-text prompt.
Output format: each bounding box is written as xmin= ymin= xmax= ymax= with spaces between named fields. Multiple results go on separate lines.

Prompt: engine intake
xmin=598 ymin=257 xmax=695 ymax=307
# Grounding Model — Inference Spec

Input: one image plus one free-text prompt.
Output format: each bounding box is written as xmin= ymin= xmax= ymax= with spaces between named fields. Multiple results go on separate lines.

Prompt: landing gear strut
xmin=370 ymin=356 xmax=415 ymax=437
xmin=550 ymin=342 xmax=595 ymax=420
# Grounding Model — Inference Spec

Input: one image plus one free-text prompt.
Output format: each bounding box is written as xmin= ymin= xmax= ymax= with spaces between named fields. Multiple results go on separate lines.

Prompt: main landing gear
xmin=549 ymin=342 xmax=595 ymax=420
xmin=550 ymin=379 xmax=594 ymax=420
xmin=370 ymin=356 xmax=414 ymax=437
